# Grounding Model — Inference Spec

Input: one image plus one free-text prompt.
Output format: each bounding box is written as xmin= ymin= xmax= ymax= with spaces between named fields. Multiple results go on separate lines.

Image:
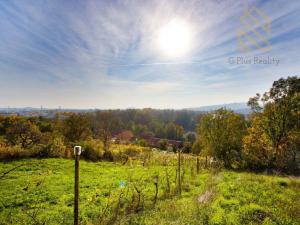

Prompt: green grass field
xmin=0 ymin=158 xmax=300 ymax=225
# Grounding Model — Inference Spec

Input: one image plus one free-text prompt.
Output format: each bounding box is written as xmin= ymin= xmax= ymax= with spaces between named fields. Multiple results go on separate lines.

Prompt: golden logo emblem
xmin=237 ymin=6 xmax=272 ymax=53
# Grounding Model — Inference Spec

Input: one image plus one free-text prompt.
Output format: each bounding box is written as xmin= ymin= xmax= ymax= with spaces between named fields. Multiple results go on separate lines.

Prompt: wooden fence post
xmin=74 ymin=146 xmax=82 ymax=225
xmin=196 ymin=156 xmax=200 ymax=174
xmin=178 ymin=149 xmax=181 ymax=195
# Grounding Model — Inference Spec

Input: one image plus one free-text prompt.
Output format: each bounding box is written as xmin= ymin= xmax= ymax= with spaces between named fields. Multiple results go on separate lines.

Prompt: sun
xmin=156 ymin=19 xmax=192 ymax=58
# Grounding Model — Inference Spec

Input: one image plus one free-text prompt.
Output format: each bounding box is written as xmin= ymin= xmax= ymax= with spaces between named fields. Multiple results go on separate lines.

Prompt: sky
xmin=0 ymin=0 xmax=300 ymax=109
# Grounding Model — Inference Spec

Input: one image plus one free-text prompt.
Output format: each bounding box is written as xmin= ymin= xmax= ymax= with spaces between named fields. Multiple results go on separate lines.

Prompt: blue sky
xmin=0 ymin=0 xmax=300 ymax=109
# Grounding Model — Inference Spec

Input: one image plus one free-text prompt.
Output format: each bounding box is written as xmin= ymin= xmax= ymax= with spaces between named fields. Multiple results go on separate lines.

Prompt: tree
xmin=192 ymin=139 xmax=202 ymax=155
xmin=94 ymin=111 xmax=119 ymax=161
xmin=0 ymin=116 xmax=19 ymax=136
xmin=244 ymin=76 xmax=300 ymax=171
xmin=33 ymin=116 xmax=54 ymax=133
xmin=197 ymin=109 xmax=247 ymax=168
xmin=175 ymin=110 xmax=194 ymax=130
xmin=132 ymin=124 xmax=150 ymax=136
xmin=242 ymin=115 xmax=273 ymax=170
xmin=6 ymin=119 xmax=42 ymax=148
xmin=62 ymin=113 xmax=91 ymax=143
xmin=165 ymin=123 xmax=184 ymax=140
xmin=158 ymin=139 xmax=168 ymax=150
xmin=184 ymin=132 xmax=196 ymax=144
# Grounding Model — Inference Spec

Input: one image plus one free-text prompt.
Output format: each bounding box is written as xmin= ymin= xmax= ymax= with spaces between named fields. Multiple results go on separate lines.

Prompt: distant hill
xmin=0 ymin=107 xmax=96 ymax=118
xmin=187 ymin=103 xmax=251 ymax=114
xmin=0 ymin=103 xmax=252 ymax=116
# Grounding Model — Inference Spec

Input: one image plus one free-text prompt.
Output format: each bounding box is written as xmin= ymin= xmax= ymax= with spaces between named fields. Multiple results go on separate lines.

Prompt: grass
xmin=0 ymin=158 xmax=299 ymax=225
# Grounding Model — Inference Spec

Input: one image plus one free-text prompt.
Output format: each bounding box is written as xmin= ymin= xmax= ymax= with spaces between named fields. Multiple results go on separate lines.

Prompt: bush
xmin=0 ymin=145 xmax=34 ymax=160
xmin=158 ymin=139 xmax=168 ymax=150
xmin=135 ymin=139 xmax=149 ymax=147
xmin=123 ymin=146 xmax=144 ymax=157
xmin=182 ymin=141 xmax=192 ymax=153
xmin=37 ymin=136 xmax=67 ymax=158
xmin=111 ymin=144 xmax=151 ymax=163
xmin=49 ymin=136 xmax=67 ymax=157
xmin=80 ymin=139 xmax=103 ymax=161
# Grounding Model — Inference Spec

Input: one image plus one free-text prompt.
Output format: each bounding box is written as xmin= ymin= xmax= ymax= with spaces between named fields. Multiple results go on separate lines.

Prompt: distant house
xmin=144 ymin=136 xmax=183 ymax=150
xmin=112 ymin=131 xmax=184 ymax=150
xmin=167 ymin=139 xmax=183 ymax=149
xmin=113 ymin=130 xmax=135 ymax=144
xmin=145 ymin=137 xmax=160 ymax=148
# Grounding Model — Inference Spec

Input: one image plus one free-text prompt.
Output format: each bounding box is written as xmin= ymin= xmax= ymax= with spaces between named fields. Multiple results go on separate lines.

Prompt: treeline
xmin=98 ymin=108 xmax=200 ymax=138
xmin=0 ymin=107 xmax=199 ymax=160
xmin=193 ymin=76 xmax=300 ymax=173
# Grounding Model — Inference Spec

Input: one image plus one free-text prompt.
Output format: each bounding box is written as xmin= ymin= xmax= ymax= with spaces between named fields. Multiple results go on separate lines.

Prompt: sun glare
xmin=156 ymin=19 xmax=192 ymax=58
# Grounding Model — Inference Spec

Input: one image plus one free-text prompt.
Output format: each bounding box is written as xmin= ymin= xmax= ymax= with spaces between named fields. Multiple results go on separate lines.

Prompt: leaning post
xmin=74 ymin=146 xmax=82 ymax=225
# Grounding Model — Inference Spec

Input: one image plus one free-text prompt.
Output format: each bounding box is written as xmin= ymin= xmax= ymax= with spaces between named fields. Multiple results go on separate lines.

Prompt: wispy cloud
xmin=0 ymin=0 xmax=300 ymax=108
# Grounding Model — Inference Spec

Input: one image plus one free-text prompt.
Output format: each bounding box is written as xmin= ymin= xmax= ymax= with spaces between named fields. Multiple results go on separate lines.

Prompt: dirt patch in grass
xmin=197 ymin=190 xmax=213 ymax=203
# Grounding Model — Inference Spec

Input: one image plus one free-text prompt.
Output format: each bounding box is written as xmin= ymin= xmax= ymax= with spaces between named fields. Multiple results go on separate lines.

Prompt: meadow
xmin=0 ymin=154 xmax=300 ymax=225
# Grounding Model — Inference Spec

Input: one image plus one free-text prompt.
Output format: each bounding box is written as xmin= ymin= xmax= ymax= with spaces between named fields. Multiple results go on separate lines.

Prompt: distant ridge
xmin=187 ymin=102 xmax=251 ymax=114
